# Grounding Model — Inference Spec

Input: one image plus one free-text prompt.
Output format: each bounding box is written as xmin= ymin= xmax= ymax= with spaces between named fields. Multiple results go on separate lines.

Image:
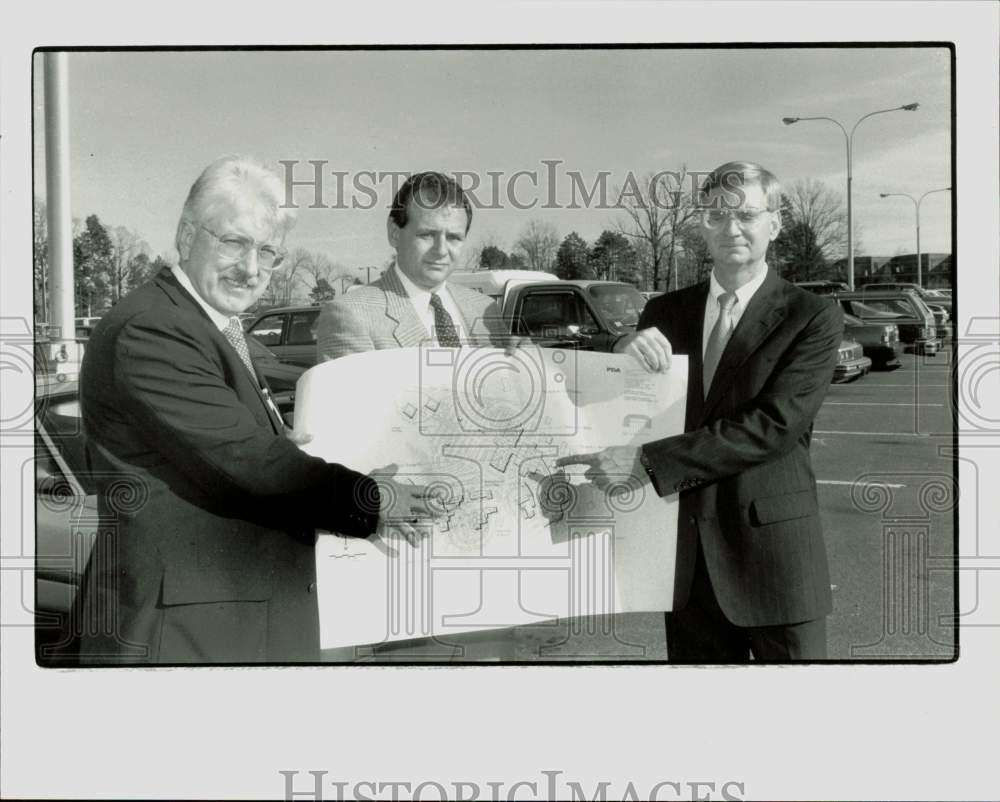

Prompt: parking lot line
xmin=817 ymin=479 xmax=906 ymax=488
xmin=823 ymin=401 xmax=945 ymax=407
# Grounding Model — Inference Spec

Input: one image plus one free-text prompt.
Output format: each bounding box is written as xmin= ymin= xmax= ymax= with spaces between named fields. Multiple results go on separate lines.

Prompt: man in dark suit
xmin=559 ymin=162 xmax=843 ymax=661
xmin=316 ymin=171 xmax=506 ymax=361
xmin=77 ymin=156 xmax=438 ymax=664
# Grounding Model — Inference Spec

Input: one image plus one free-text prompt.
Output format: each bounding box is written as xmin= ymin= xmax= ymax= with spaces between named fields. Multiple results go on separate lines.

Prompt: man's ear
xmin=177 ymin=220 xmax=196 ymax=261
xmin=387 ymin=217 xmax=401 ymax=249
xmin=769 ymin=210 xmax=782 ymax=242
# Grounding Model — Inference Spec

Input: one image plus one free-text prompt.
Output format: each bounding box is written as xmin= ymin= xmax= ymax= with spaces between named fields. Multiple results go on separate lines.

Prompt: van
xmin=449 ymin=270 xmax=558 ymax=302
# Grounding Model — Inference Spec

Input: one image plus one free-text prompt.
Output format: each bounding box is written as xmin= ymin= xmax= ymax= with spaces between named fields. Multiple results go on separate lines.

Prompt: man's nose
xmin=430 ymin=233 xmax=449 ymax=256
xmin=237 ymin=247 xmax=262 ymax=279
xmin=723 ymin=214 xmax=742 ymax=234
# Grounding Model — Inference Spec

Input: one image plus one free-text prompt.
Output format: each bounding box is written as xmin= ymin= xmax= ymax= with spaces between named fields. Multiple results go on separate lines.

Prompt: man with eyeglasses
xmin=558 ymin=162 xmax=843 ymax=661
xmin=76 ymin=155 xmax=441 ymax=664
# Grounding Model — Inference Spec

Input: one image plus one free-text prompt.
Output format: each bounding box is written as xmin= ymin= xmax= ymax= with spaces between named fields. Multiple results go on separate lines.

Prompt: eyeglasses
xmin=701 ymin=207 xmax=774 ymax=229
xmin=200 ymin=226 xmax=288 ymax=270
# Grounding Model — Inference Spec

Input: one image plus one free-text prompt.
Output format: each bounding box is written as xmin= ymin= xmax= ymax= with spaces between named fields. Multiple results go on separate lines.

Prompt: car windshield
xmin=588 ymin=285 xmax=645 ymax=329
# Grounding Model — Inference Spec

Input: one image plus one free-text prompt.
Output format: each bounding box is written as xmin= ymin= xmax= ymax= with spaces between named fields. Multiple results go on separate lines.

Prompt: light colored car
xmin=832 ymin=337 xmax=872 ymax=383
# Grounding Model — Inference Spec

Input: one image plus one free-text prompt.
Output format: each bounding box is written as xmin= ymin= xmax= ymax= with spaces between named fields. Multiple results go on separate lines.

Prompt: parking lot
xmin=34 ymin=343 xmax=956 ymax=664
xmin=516 ymin=351 xmax=956 ymax=661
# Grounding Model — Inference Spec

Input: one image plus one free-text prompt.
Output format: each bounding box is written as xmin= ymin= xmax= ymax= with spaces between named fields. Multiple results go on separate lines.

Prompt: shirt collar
xmin=171 ymin=264 xmax=235 ymax=332
xmin=709 ymin=263 xmax=769 ymax=308
xmin=393 ymin=262 xmax=447 ymax=306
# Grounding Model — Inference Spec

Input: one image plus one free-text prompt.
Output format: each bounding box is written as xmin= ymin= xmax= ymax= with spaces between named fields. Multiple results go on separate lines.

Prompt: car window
xmin=588 ymin=285 xmax=645 ymax=329
xmin=863 ymin=298 xmax=916 ymax=317
xmin=517 ymin=293 xmax=599 ymax=337
xmin=248 ymin=313 xmax=285 ymax=346
xmin=286 ymin=310 xmax=319 ymax=346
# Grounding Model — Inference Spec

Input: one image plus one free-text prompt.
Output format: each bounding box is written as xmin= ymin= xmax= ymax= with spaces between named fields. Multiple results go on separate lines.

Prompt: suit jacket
xmin=77 ymin=268 xmax=378 ymax=664
xmin=640 ymin=269 xmax=843 ymax=627
xmin=316 ymin=267 xmax=507 ymax=361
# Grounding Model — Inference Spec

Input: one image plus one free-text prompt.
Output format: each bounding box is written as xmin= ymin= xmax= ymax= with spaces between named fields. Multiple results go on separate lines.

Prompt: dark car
xmin=35 ymin=377 xmax=97 ymax=663
xmin=245 ymin=305 xmax=321 ymax=368
xmin=843 ymin=312 xmax=903 ymax=369
xmin=795 ymin=280 xmax=849 ymax=296
xmin=246 ymin=336 xmax=306 ymax=400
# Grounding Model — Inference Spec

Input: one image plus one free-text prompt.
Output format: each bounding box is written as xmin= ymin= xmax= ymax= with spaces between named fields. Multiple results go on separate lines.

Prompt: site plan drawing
xmin=294 ymin=345 xmax=687 ymax=650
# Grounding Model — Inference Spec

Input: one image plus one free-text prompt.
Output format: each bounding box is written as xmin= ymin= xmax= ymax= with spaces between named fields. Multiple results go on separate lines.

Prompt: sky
xmin=33 ymin=46 xmax=952 ymax=280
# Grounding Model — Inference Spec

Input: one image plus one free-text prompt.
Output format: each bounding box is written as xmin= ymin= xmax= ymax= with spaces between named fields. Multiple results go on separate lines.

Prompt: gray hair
xmin=699 ymin=161 xmax=782 ymax=211
xmin=175 ymin=155 xmax=296 ymax=254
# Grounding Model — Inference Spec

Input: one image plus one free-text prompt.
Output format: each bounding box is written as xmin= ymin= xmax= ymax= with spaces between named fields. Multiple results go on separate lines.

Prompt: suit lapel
xmin=379 ymin=268 xmax=429 ymax=348
xmin=154 ymin=268 xmax=282 ymax=433
xmin=701 ymin=269 xmax=786 ymax=420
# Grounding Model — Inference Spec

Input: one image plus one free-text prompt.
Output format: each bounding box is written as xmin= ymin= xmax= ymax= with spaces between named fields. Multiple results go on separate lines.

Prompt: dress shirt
xmin=171 ymin=265 xmax=232 ymax=333
xmin=702 ymin=263 xmax=769 ymax=358
xmin=393 ymin=263 xmax=466 ymax=345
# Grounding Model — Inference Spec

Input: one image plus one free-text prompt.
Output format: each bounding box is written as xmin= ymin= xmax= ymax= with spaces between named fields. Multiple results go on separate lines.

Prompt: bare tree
xmin=782 ymin=178 xmax=848 ymax=262
xmin=615 ymin=167 xmax=700 ymax=292
xmin=108 ymin=226 xmax=150 ymax=304
xmin=33 ymin=198 xmax=48 ymax=321
xmin=261 ymin=247 xmax=311 ymax=307
xmin=513 ymin=220 xmax=560 ymax=272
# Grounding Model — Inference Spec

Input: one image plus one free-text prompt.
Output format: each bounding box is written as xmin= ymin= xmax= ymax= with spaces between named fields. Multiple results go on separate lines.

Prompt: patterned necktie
xmin=223 ymin=317 xmax=256 ymax=377
xmin=703 ymin=291 xmax=737 ymax=397
xmin=430 ymin=292 xmax=461 ymax=347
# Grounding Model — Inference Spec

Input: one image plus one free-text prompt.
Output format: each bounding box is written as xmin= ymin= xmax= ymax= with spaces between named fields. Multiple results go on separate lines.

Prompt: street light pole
xmin=879 ymin=187 xmax=951 ymax=286
xmin=783 ymin=103 xmax=919 ymax=290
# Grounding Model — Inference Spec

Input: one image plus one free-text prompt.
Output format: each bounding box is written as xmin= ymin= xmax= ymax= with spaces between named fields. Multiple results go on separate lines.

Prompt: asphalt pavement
xmin=511 ymin=350 xmax=956 ymax=662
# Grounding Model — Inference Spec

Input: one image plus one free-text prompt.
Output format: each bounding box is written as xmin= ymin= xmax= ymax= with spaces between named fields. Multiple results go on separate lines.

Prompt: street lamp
xmin=782 ymin=102 xmax=920 ymax=290
xmin=879 ymin=187 xmax=951 ymax=287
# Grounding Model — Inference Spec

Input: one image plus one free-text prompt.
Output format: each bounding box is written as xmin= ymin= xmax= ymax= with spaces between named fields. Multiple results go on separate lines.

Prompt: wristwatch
xmin=638 ymin=447 xmax=661 ymax=495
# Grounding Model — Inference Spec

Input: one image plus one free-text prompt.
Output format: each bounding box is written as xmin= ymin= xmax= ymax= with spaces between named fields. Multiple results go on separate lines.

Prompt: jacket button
xmin=689 ymin=516 xmax=697 ymax=525
xmin=307 ymin=582 xmax=316 ymax=593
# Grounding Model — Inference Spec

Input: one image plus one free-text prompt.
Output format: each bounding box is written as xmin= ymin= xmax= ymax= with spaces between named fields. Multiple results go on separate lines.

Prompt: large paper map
xmin=294 ymin=345 xmax=687 ymax=649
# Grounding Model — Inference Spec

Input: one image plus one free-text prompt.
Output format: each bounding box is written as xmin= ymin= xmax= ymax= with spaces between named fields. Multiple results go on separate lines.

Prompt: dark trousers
xmin=666 ymin=541 xmax=828 ymax=662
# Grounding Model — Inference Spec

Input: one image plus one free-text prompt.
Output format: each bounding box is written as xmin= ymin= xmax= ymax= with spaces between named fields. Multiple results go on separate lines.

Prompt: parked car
xmin=832 ymin=336 xmax=872 ymax=382
xmin=35 ymin=377 xmax=96 ymax=664
xmin=641 ymin=291 xmax=665 ymax=302
xmin=246 ymin=337 xmax=306 ymax=405
xmin=924 ymin=303 xmax=952 ymax=341
xmin=449 ymin=269 xmax=559 ymax=298
xmin=833 ymin=290 xmax=940 ymax=356
xmin=842 ymin=312 xmax=903 ymax=369
xmin=794 ymin=280 xmax=849 ymax=295
xmin=503 ymin=280 xmax=647 ymax=351
xmin=34 ymin=341 xmax=302 ymax=663
xmin=861 ymin=282 xmax=952 ymax=313
xmin=245 ymin=305 xmax=322 ymax=368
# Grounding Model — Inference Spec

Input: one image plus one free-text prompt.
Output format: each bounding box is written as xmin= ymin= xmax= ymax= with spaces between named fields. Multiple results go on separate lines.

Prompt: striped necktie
xmin=223 ymin=317 xmax=256 ymax=377
xmin=430 ymin=292 xmax=461 ymax=347
xmin=703 ymin=291 xmax=737 ymax=397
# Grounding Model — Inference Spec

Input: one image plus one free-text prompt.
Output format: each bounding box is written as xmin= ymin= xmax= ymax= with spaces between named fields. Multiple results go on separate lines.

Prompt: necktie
xmin=223 ymin=317 xmax=257 ymax=377
xmin=703 ymin=291 xmax=737 ymax=397
xmin=430 ymin=292 xmax=461 ymax=347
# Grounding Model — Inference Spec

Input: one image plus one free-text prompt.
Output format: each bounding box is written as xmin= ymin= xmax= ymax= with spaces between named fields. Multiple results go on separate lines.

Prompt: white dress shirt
xmin=393 ymin=264 xmax=467 ymax=345
xmin=171 ymin=264 xmax=235 ymax=333
xmin=702 ymin=264 xmax=769 ymax=358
